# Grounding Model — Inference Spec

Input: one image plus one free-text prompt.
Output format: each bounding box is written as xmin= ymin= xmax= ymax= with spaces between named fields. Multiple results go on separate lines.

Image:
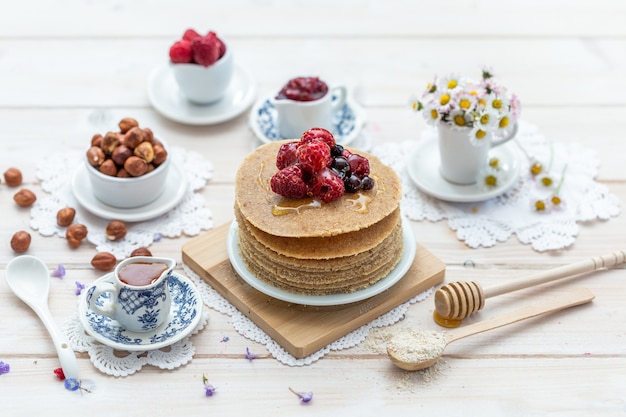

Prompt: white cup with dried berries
xmin=169 ymin=29 xmax=234 ymax=104
xmin=85 ymin=117 xmax=170 ymax=208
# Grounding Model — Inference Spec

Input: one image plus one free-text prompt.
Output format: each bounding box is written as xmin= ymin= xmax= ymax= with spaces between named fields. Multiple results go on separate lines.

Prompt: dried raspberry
xmin=169 ymin=40 xmax=193 ymax=63
xmin=192 ymin=33 xmax=220 ymax=67
xmin=183 ymin=29 xmax=201 ymax=41
xmin=207 ymin=31 xmax=227 ymax=58
xmin=300 ymin=127 xmax=335 ymax=149
xmin=53 ymin=367 xmax=65 ymax=380
xmin=295 ymin=140 xmax=331 ymax=175
xmin=270 ymin=165 xmax=308 ymax=199
xmin=276 ymin=141 xmax=299 ymax=170
xmin=347 ymin=153 xmax=370 ymax=177
xmin=309 ymin=169 xmax=345 ymax=203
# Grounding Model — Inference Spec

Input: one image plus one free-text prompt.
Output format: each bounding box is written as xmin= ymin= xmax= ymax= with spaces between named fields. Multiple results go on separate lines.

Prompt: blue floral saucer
xmin=78 ymin=273 xmax=202 ymax=351
xmin=248 ymin=95 xmax=365 ymax=146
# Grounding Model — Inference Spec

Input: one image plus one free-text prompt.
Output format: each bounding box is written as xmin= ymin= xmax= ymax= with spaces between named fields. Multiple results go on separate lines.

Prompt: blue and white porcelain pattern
xmin=249 ymin=95 xmax=365 ymax=145
xmin=79 ymin=273 xmax=202 ymax=351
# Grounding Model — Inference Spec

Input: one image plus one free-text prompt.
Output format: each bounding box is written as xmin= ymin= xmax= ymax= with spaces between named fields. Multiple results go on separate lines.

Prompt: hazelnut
xmin=105 ymin=220 xmax=127 ymax=241
xmin=56 ymin=207 xmax=76 ymax=227
xmin=13 ymin=188 xmax=36 ymax=207
xmin=124 ymin=156 xmax=148 ymax=177
xmin=130 ymin=247 xmax=152 ymax=257
xmin=111 ymin=144 xmax=132 ymax=166
xmin=123 ymin=127 xmax=143 ymax=149
xmin=99 ymin=159 xmax=118 ymax=176
xmin=91 ymin=133 xmax=103 ymax=147
xmin=134 ymin=141 xmax=154 ymax=163
xmin=3 ymin=167 xmax=23 ymax=187
xmin=101 ymin=132 xmax=121 ymax=154
xmin=116 ymin=168 xmax=130 ymax=178
xmin=66 ymin=223 xmax=88 ymax=248
xmin=142 ymin=127 xmax=154 ymax=143
xmin=153 ymin=144 xmax=168 ymax=165
xmin=10 ymin=231 xmax=31 ymax=253
xmin=91 ymin=252 xmax=117 ymax=271
xmin=118 ymin=117 xmax=139 ymax=134
xmin=86 ymin=146 xmax=106 ymax=167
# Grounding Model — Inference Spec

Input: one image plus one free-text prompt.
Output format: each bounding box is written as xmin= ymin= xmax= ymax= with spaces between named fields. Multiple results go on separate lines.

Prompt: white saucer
xmin=407 ymin=137 xmax=522 ymax=203
xmin=248 ymin=95 xmax=366 ymax=146
xmin=226 ymin=219 xmax=416 ymax=306
xmin=71 ymin=162 xmax=188 ymax=222
xmin=78 ymin=272 xmax=202 ymax=351
xmin=147 ymin=63 xmax=256 ymax=125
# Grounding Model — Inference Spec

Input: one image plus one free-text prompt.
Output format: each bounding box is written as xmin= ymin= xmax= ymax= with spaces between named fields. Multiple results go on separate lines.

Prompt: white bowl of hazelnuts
xmin=85 ymin=117 xmax=171 ymax=208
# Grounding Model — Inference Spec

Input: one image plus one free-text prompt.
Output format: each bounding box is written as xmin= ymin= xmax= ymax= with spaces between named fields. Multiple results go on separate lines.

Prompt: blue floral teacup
xmin=86 ymin=256 xmax=176 ymax=332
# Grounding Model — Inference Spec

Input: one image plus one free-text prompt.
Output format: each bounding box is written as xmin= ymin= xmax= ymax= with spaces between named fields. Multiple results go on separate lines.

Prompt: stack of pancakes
xmin=234 ymin=141 xmax=404 ymax=295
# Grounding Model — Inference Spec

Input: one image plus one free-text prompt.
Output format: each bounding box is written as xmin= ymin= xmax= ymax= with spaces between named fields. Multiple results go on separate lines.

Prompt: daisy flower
xmin=422 ymin=100 xmax=442 ymax=126
xmin=469 ymin=124 xmax=492 ymax=145
xmin=440 ymin=73 xmax=464 ymax=93
xmin=448 ymin=109 xmax=471 ymax=129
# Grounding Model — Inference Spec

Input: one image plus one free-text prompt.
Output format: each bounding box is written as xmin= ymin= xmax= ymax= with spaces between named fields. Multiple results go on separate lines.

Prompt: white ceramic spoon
xmin=5 ymin=255 xmax=79 ymax=379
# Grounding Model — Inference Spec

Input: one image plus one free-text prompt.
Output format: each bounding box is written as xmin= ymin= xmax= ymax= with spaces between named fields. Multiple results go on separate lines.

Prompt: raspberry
xmin=309 ymin=169 xmax=345 ymax=203
xmin=341 ymin=148 xmax=352 ymax=158
xmin=270 ymin=165 xmax=308 ymax=199
xmin=276 ymin=141 xmax=299 ymax=169
xmin=169 ymin=40 xmax=193 ymax=63
xmin=347 ymin=153 xmax=370 ymax=177
xmin=207 ymin=31 xmax=227 ymax=58
xmin=182 ymin=29 xmax=201 ymax=41
xmin=295 ymin=140 xmax=331 ymax=175
xmin=192 ymin=33 xmax=220 ymax=67
xmin=300 ymin=127 xmax=335 ymax=149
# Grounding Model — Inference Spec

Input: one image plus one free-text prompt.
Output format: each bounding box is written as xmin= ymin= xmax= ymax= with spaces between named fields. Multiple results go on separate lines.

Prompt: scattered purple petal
xmin=289 ymin=387 xmax=313 ymax=403
xmin=0 ymin=361 xmax=10 ymax=375
xmin=220 ymin=336 xmax=229 ymax=343
xmin=245 ymin=347 xmax=259 ymax=361
xmin=202 ymin=373 xmax=217 ymax=397
xmin=50 ymin=264 xmax=66 ymax=279
xmin=74 ymin=281 xmax=86 ymax=296
xmin=153 ymin=233 xmax=163 ymax=242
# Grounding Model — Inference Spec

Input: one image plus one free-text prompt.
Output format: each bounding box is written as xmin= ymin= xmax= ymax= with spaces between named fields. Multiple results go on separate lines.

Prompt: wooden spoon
xmin=434 ymin=251 xmax=624 ymax=323
xmin=387 ymin=288 xmax=594 ymax=371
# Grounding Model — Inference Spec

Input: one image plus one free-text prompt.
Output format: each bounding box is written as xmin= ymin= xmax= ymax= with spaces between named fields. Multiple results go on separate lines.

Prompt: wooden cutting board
xmin=182 ymin=221 xmax=446 ymax=358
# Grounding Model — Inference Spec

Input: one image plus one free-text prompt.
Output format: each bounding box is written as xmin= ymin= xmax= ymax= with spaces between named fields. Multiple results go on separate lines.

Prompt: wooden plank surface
xmin=1 ymin=1 xmax=625 ymax=416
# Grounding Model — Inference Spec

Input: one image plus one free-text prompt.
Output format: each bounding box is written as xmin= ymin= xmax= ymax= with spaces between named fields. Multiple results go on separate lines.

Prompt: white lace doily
xmin=372 ymin=121 xmax=621 ymax=251
xmin=182 ymin=264 xmax=433 ymax=367
xmin=31 ymin=146 xmax=214 ymax=258
xmin=64 ymin=307 xmax=210 ymax=377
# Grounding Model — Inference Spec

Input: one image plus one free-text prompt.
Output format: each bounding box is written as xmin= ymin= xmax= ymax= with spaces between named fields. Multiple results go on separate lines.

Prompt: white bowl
xmin=170 ymin=42 xmax=234 ymax=104
xmin=85 ymin=139 xmax=171 ymax=209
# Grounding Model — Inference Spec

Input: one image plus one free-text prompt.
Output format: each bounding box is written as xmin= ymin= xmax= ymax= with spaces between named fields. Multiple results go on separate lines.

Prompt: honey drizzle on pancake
xmin=272 ymin=198 xmax=322 ymax=216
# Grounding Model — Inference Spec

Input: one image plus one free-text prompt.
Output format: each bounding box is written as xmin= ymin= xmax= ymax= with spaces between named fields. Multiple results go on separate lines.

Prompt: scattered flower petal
xmin=64 ymin=378 xmax=81 ymax=391
xmin=245 ymin=347 xmax=259 ymax=361
xmin=220 ymin=336 xmax=229 ymax=343
xmin=50 ymin=264 xmax=66 ymax=279
xmin=0 ymin=361 xmax=10 ymax=375
xmin=289 ymin=387 xmax=313 ymax=403
xmin=153 ymin=233 xmax=163 ymax=242
xmin=202 ymin=374 xmax=217 ymax=397
xmin=64 ymin=378 xmax=92 ymax=393
xmin=53 ymin=367 xmax=65 ymax=380
xmin=74 ymin=281 xmax=86 ymax=296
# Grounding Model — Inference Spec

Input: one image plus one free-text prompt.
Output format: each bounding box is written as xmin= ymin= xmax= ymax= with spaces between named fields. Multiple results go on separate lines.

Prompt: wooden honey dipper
xmin=434 ymin=250 xmax=625 ymax=327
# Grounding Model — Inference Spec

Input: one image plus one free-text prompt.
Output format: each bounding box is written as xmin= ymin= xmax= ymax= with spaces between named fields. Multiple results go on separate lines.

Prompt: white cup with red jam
xmin=270 ymin=77 xmax=347 ymax=138
xmin=85 ymin=257 xmax=176 ymax=333
xmin=169 ymin=29 xmax=234 ymax=104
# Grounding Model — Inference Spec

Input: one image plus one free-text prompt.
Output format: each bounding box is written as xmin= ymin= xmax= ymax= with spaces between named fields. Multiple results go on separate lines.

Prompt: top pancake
xmin=234 ymin=140 xmax=402 ymax=238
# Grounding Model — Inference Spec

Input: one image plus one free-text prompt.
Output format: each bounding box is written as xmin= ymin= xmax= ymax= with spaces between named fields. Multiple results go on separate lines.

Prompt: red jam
xmin=275 ymin=77 xmax=329 ymax=102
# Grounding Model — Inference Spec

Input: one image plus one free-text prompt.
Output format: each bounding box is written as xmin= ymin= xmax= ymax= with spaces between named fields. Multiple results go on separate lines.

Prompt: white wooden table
xmin=1 ymin=1 xmax=625 ymax=415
